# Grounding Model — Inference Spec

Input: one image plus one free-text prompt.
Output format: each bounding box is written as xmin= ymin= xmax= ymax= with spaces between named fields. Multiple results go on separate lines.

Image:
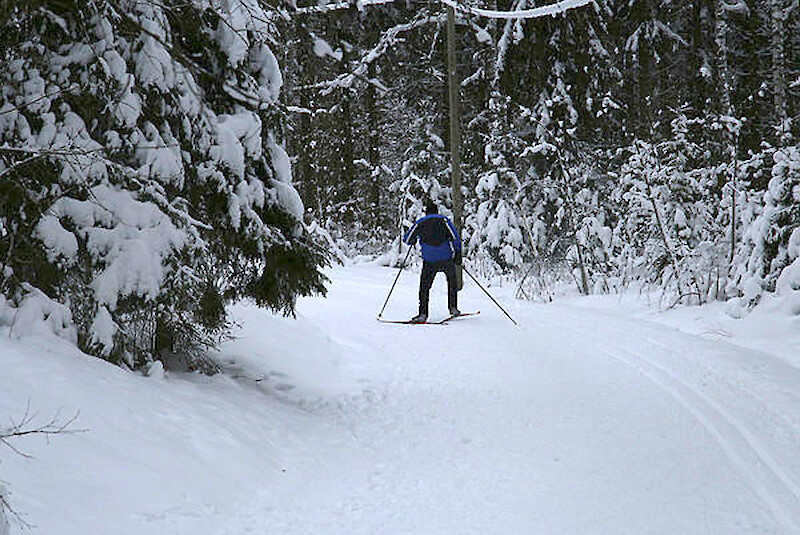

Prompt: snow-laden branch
xmin=721 ymin=0 xmax=750 ymax=16
xmin=306 ymin=10 xmax=444 ymax=94
xmin=294 ymin=0 xmax=594 ymax=18
xmin=293 ymin=0 xmax=398 ymax=14
xmin=441 ymin=0 xmax=594 ymax=20
xmin=783 ymin=0 xmax=798 ymax=19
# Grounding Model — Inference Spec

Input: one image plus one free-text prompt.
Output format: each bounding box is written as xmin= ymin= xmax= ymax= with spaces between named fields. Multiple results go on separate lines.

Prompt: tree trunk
xmin=366 ymin=61 xmax=381 ymax=225
xmin=558 ymin=160 xmax=590 ymax=295
xmin=689 ymin=0 xmax=706 ymax=114
xmin=771 ymin=0 xmax=789 ymax=145
xmin=714 ymin=0 xmax=733 ymax=120
xmin=715 ymin=0 xmax=739 ymax=273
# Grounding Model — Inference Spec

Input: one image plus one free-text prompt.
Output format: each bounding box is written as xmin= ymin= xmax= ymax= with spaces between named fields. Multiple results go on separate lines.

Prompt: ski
xmin=376 ymin=318 xmax=432 ymax=325
xmin=376 ymin=311 xmax=479 ymax=325
xmin=431 ymin=311 xmax=480 ymax=324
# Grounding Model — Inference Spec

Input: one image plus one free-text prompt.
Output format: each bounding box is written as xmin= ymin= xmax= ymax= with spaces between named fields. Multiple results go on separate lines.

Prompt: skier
xmin=403 ymin=200 xmax=462 ymax=323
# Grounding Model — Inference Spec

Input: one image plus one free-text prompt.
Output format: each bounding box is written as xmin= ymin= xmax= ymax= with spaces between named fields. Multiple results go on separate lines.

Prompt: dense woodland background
xmin=286 ymin=0 xmax=799 ymax=303
xmin=0 ymin=0 xmax=798 ymax=370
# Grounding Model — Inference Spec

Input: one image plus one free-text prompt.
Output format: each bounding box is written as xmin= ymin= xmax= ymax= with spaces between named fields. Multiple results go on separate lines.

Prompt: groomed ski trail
xmin=233 ymin=264 xmax=800 ymax=535
xmin=541 ymin=307 xmax=800 ymax=533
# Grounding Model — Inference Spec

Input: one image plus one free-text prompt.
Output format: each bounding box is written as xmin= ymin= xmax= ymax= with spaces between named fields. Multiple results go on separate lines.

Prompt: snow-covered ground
xmin=2 ymin=262 xmax=800 ymax=534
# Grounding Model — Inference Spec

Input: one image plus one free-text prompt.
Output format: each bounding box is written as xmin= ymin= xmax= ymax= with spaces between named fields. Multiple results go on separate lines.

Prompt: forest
xmin=286 ymin=0 xmax=799 ymax=307
xmin=0 ymin=0 xmax=798 ymax=369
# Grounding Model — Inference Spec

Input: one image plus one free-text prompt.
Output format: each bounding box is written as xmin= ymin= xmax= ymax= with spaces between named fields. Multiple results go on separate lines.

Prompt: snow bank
xmin=0 ymin=298 xmax=355 ymax=534
xmin=549 ymin=289 xmax=800 ymax=370
xmin=217 ymin=302 xmax=355 ymax=399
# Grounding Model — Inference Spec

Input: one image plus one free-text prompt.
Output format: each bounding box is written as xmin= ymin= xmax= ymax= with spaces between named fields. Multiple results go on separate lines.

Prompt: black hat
xmin=425 ymin=200 xmax=438 ymax=215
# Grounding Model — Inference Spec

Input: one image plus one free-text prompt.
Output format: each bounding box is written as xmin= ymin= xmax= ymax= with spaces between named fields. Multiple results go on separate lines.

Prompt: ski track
xmin=539 ymin=307 xmax=800 ymax=532
xmin=240 ymin=265 xmax=800 ymax=534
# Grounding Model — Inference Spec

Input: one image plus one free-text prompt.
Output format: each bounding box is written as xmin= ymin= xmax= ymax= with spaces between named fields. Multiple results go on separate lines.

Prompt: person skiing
xmin=403 ymin=200 xmax=462 ymax=323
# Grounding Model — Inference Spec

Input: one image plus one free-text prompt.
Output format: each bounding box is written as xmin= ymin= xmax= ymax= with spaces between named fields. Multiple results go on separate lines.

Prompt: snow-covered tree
xmin=611 ymin=136 xmax=723 ymax=303
xmin=0 ymin=0 xmax=327 ymax=369
xmin=275 ymin=0 xmax=799 ymax=312
xmin=731 ymin=146 xmax=800 ymax=307
xmin=468 ymin=92 xmax=529 ymax=273
xmin=616 ymin=0 xmax=687 ymax=137
xmin=392 ymin=117 xmax=451 ymax=235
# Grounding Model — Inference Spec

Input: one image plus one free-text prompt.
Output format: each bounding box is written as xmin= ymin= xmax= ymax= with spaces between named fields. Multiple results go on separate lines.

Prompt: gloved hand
xmin=454 ymin=250 xmax=462 ymax=265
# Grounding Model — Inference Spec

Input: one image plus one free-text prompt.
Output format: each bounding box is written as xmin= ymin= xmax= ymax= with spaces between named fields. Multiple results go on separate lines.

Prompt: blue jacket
xmin=404 ymin=214 xmax=462 ymax=263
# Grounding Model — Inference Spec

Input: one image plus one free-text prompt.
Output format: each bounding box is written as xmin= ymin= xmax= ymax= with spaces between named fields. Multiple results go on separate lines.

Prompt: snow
xmin=441 ymin=0 xmax=594 ymax=20
xmin=267 ymin=135 xmax=305 ymax=221
xmin=39 ymin=184 xmax=190 ymax=312
xmin=2 ymin=264 xmax=800 ymax=534
xmin=211 ymin=114 xmax=253 ymax=179
xmin=216 ymin=0 xmax=251 ymax=68
xmin=35 ymin=215 xmax=79 ymax=264
xmin=89 ymin=306 xmax=117 ymax=358
xmin=135 ymin=34 xmax=175 ymax=91
xmin=313 ymin=37 xmax=344 ymax=61
xmin=134 ymin=122 xmax=184 ymax=185
xmin=8 ymin=286 xmax=76 ymax=343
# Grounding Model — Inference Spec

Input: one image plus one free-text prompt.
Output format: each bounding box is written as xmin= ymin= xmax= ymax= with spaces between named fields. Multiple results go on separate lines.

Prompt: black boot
xmin=410 ymin=313 xmax=427 ymax=323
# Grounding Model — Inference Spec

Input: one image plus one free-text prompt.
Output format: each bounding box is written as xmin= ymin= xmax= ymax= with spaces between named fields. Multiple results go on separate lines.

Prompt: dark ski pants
xmin=418 ymin=259 xmax=458 ymax=315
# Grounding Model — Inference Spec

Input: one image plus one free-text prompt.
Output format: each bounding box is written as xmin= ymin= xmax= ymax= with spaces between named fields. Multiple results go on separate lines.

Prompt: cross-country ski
xmin=377 ymin=311 xmax=480 ymax=325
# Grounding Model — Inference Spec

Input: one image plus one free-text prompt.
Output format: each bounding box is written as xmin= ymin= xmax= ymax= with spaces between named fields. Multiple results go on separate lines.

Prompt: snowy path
xmin=229 ymin=264 xmax=800 ymax=534
xmin=3 ymin=263 xmax=800 ymax=534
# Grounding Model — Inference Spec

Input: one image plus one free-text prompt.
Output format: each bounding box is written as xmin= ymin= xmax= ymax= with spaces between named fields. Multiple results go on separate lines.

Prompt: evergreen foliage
xmin=0 ymin=0 xmax=328 ymax=369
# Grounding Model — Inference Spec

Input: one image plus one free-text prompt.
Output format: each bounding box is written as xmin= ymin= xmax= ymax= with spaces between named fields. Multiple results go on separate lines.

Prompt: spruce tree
xmin=0 ymin=0 xmax=328 ymax=369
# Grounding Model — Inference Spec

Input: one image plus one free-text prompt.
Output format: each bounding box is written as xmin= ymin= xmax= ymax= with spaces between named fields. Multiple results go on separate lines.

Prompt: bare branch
xmin=0 ymin=83 xmax=81 ymax=117
xmin=1 ymin=490 xmax=32 ymax=531
xmin=0 ymin=153 xmax=47 ymax=181
xmin=0 ymin=406 xmax=85 ymax=460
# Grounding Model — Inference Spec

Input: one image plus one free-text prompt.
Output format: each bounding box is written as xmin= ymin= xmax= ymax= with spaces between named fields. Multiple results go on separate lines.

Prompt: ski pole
xmin=462 ymin=265 xmax=519 ymax=326
xmin=377 ymin=246 xmax=413 ymax=318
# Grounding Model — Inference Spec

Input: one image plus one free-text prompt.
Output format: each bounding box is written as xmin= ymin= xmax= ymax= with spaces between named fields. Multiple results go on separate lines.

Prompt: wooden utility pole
xmin=446 ymin=5 xmax=464 ymax=288
xmin=446 ymin=5 xmax=463 ymax=232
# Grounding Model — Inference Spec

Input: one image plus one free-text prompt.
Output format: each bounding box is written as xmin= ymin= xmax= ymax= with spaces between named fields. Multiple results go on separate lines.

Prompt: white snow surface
xmin=2 ymin=263 xmax=800 ymax=534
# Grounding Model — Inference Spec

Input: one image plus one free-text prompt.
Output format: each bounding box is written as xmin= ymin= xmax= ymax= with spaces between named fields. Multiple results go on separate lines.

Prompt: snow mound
xmin=0 ymin=320 xmax=317 ymax=535
xmin=217 ymin=302 xmax=356 ymax=399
